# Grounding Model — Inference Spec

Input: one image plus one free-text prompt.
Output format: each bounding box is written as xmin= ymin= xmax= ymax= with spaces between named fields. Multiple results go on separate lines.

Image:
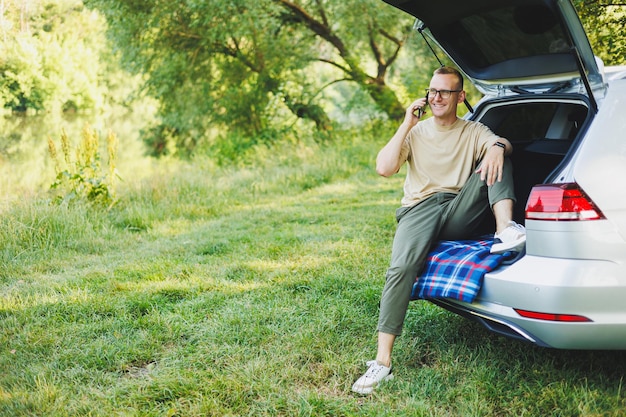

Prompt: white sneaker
xmin=491 ymin=221 xmax=526 ymax=254
xmin=351 ymin=360 xmax=394 ymax=395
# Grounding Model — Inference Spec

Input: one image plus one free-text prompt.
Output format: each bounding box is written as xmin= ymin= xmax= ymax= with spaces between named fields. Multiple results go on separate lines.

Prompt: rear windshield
xmin=442 ymin=5 xmax=570 ymax=69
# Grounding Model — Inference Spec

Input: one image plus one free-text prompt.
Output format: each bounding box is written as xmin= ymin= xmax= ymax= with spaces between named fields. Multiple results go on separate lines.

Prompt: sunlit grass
xmin=1 ymin=128 xmax=626 ymax=416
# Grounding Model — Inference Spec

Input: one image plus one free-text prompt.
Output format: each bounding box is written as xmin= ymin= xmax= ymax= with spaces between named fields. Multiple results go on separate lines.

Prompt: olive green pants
xmin=377 ymin=158 xmax=516 ymax=336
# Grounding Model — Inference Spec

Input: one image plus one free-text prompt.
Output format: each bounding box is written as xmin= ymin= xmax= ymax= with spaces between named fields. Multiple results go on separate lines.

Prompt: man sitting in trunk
xmin=352 ymin=66 xmax=526 ymax=395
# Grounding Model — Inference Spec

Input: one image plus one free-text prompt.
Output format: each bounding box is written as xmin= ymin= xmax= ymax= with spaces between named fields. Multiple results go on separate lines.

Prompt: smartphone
xmin=417 ymin=92 xmax=428 ymax=118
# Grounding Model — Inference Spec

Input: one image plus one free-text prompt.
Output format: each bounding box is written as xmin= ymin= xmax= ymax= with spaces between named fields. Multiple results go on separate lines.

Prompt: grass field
xmin=1 ymin=129 xmax=625 ymax=416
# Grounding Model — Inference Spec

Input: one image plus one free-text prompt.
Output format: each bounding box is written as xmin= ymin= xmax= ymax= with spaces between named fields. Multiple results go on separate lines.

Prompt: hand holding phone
xmin=415 ymin=92 xmax=429 ymax=118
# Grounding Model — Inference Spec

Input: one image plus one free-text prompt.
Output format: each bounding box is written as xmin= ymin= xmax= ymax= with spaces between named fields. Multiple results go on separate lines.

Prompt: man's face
xmin=428 ymin=74 xmax=465 ymax=120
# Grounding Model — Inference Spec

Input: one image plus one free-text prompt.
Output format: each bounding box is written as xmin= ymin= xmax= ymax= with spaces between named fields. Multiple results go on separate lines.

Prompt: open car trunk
xmin=469 ymin=94 xmax=592 ymax=226
xmin=379 ymin=0 xmax=604 ymax=235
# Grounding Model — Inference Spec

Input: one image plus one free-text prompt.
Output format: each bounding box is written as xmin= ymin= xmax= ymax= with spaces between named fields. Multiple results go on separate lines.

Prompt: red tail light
xmin=525 ymin=183 xmax=605 ymax=221
xmin=514 ymin=309 xmax=592 ymax=323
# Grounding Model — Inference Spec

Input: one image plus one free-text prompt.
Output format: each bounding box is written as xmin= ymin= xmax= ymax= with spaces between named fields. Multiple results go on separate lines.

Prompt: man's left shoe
xmin=491 ymin=221 xmax=526 ymax=254
xmin=351 ymin=360 xmax=393 ymax=395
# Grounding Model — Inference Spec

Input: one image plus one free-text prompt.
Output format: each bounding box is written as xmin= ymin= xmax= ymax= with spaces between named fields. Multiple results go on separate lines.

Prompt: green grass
xmin=1 ymin=130 xmax=626 ymax=416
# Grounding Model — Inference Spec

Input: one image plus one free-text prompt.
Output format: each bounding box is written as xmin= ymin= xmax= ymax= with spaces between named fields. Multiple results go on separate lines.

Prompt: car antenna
xmin=414 ymin=19 xmax=474 ymax=114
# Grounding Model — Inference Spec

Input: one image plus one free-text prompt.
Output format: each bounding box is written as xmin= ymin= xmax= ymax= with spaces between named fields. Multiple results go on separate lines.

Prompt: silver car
xmin=383 ymin=0 xmax=626 ymax=349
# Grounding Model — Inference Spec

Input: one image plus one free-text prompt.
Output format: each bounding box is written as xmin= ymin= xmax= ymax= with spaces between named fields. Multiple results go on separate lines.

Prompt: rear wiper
xmin=510 ymin=86 xmax=531 ymax=94
xmin=510 ymin=81 xmax=571 ymax=95
xmin=546 ymin=81 xmax=571 ymax=93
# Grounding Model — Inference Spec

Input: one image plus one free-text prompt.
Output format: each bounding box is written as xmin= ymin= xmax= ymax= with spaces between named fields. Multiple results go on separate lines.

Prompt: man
xmin=352 ymin=66 xmax=526 ymax=395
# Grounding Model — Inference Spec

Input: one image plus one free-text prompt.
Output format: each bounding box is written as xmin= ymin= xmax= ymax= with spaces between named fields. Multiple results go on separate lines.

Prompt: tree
xmin=84 ymin=0 xmax=419 ymax=155
xmin=0 ymin=0 xmax=111 ymax=113
xmin=85 ymin=0 xmax=624 ymax=157
xmin=574 ymin=0 xmax=625 ymax=66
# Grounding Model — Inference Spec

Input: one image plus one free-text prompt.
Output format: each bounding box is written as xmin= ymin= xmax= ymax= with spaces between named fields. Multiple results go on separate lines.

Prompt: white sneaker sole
xmin=351 ymin=373 xmax=394 ymax=395
xmin=490 ymin=237 xmax=526 ymax=254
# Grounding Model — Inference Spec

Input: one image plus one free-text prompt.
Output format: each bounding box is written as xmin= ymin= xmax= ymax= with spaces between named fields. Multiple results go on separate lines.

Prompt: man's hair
xmin=433 ymin=66 xmax=464 ymax=90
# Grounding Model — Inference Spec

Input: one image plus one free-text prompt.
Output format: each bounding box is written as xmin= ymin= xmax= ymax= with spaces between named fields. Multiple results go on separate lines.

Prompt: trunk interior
xmin=471 ymin=96 xmax=591 ymax=230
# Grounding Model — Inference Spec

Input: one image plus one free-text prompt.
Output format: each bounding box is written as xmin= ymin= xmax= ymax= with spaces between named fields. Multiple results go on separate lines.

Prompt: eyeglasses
xmin=426 ymin=88 xmax=462 ymax=99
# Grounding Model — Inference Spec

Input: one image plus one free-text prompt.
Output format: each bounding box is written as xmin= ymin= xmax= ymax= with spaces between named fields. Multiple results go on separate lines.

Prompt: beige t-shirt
xmin=399 ymin=117 xmax=500 ymax=207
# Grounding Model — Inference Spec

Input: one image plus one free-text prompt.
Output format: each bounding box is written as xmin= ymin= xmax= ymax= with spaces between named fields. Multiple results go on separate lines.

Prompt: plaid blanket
xmin=411 ymin=237 xmax=508 ymax=303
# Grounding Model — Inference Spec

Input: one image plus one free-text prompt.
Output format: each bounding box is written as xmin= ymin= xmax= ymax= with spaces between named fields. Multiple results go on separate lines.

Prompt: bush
xmin=48 ymin=125 xmax=119 ymax=208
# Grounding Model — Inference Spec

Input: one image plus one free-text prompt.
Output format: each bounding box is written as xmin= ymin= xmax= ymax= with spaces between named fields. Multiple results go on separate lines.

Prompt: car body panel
xmin=525 ymin=218 xmax=626 ymax=261
xmin=573 ymin=80 xmax=626 ymax=242
xmin=453 ymin=254 xmax=626 ymax=349
xmin=435 ymin=297 xmax=626 ymax=350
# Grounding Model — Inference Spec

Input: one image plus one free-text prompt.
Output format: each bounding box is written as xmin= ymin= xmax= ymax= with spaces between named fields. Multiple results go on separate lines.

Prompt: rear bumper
xmin=433 ymin=255 xmax=626 ymax=349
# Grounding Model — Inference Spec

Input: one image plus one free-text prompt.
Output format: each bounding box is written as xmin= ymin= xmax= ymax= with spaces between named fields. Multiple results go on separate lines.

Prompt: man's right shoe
xmin=491 ymin=221 xmax=526 ymax=254
xmin=351 ymin=360 xmax=393 ymax=395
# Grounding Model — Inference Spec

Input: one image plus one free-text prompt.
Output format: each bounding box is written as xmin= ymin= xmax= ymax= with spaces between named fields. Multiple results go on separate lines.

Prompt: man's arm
xmin=475 ymin=137 xmax=513 ymax=186
xmin=376 ymin=98 xmax=427 ymax=177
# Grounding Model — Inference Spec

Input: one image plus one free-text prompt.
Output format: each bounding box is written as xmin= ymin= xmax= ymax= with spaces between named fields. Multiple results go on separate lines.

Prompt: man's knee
xmin=385 ymin=262 xmax=422 ymax=287
xmin=489 ymin=158 xmax=516 ymax=205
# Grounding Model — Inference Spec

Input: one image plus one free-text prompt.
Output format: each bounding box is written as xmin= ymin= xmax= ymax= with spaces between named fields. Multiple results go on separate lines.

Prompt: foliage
xmin=0 ymin=0 xmax=115 ymax=114
xmin=47 ymin=125 xmax=119 ymax=207
xmin=84 ymin=0 xmax=425 ymax=155
xmin=1 ymin=0 xmax=623 ymax=162
xmin=84 ymin=0 xmax=626 ymax=158
xmin=574 ymin=0 xmax=626 ymax=66
xmin=2 ymin=128 xmax=626 ymax=415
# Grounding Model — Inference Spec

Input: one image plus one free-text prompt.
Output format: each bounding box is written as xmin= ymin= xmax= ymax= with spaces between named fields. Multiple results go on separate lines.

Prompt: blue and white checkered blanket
xmin=411 ymin=237 xmax=508 ymax=303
